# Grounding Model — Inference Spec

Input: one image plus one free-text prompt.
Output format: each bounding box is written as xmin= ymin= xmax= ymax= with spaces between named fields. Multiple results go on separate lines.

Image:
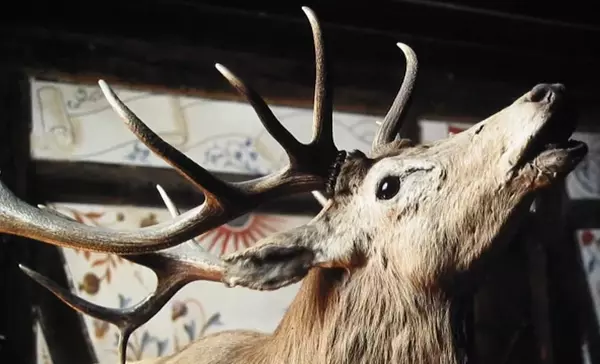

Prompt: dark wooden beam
xmin=4 ymin=0 xmax=599 ymax=91
xmin=31 ymin=160 xmax=323 ymax=216
xmin=567 ymin=200 xmax=600 ymax=230
xmin=0 ymin=72 xmax=97 ymax=364
xmin=0 ymin=69 xmax=35 ymax=364
xmin=3 ymin=3 xmax=600 ymax=135
xmin=390 ymin=0 xmax=599 ymax=31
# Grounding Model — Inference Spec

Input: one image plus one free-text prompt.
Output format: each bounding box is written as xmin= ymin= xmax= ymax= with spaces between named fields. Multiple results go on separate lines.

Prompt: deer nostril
xmin=551 ymin=83 xmax=565 ymax=93
xmin=527 ymin=83 xmax=565 ymax=104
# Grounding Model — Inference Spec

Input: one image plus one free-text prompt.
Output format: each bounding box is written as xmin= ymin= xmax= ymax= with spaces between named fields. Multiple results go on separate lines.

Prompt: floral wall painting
xmin=30 ymin=78 xmax=380 ymax=175
xmin=40 ymin=202 xmax=312 ymax=363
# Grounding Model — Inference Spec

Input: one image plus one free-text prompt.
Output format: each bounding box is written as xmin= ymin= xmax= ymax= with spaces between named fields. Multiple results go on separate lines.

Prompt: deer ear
xmin=222 ymin=224 xmax=353 ymax=290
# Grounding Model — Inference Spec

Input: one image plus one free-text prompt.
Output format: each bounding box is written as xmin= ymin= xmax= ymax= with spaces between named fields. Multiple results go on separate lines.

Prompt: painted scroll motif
xmin=30 ymin=79 xmax=380 ymax=175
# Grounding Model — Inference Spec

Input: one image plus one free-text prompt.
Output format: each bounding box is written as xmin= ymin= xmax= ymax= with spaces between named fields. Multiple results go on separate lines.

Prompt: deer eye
xmin=376 ymin=176 xmax=401 ymax=200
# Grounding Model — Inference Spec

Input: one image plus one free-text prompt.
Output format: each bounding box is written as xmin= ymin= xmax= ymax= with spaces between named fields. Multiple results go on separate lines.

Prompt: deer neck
xmin=267 ymin=267 xmax=468 ymax=364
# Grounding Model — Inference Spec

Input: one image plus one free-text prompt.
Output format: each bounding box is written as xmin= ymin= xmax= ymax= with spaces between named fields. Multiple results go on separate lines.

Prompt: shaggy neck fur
xmin=153 ymin=264 xmax=470 ymax=364
xmin=266 ymin=265 xmax=462 ymax=364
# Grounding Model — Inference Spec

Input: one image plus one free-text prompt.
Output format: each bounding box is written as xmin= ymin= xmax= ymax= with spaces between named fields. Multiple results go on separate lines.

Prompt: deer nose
xmin=526 ymin=83 xmax=565 ymax=104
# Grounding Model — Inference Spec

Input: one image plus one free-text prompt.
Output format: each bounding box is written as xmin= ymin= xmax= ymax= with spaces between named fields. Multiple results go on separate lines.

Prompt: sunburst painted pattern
xmin=199 ymin=214 xmax=284 ymax=256
xmin=37 ymin=203 xmax=310 ymax=363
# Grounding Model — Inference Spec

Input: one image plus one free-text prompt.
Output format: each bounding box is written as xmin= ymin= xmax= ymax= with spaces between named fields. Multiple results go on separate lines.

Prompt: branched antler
xmin=22 ymin=185 xmax=327 ymax=364
xmin=21 ymin=186 xmax=225 ymax=363
xmin=10 ymin=7 xmax=339 ymax=363
xmin=11 ymin=6 xmax=419 ymax=364
xmin=0 ymin=8 xmax=338 ymax=255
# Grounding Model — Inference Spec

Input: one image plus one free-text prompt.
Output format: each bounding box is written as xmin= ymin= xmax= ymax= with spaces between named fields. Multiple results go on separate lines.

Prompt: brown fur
xmin=137 ymin=269 xmax=455 ymax=364
xmin=130 ymin=84 xmax=586 ymax=364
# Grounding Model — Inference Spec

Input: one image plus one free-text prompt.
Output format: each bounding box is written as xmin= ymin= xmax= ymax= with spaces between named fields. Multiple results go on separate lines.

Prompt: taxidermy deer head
xmin=0 ymin=6 xmax=586 ymax=364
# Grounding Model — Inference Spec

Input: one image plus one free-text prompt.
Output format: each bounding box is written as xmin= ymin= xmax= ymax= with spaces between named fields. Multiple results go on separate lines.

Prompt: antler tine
xmin=312 ymin=190 xmax=329 ymax=207
xmin=214 ymin=7 xmax=336 ymax=173
xmin=0 ymin=175 xmax=234 ymax=254
xmin=302 ymin=6 xmax=334 ymax=151
xmin=19 ymin=264 xmax=138 ymax=364
xmin=156 ymin=184 xmax=205 ymax=252
xmin=0 ymin=6 xmax=340 ymax=257
xmin=214 ymin=64 xmax=305 ymax=165
xmin=98 ymin=80 xmax=241 ymax=203
xmin=19 ymin=186 xmax=223 ymax=364
xmin=371 ymin=42 xmax=418 ymax=150
xmin=157 ymin=184 xmax=181 ymax=216
xmin=20 ymin=256 xmax=219 ymax=364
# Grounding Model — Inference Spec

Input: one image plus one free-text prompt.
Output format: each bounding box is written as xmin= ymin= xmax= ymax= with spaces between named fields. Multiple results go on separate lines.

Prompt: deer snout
xmin=525 ymin=83 xmax=565 ymax=104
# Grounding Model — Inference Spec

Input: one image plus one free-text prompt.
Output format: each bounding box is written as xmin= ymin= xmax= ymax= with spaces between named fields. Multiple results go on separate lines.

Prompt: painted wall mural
xmin=44 ymin=202 xmax=311 ymax=363
xmin=28 ymin=77 xmax=362 ymax=362
xmin=30 ymin=79 xmax=381 ymax=174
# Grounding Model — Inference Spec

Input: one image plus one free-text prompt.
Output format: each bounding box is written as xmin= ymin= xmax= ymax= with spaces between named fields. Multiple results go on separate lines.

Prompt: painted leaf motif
xmin=92 ymin=258 xmax=107 ymax=267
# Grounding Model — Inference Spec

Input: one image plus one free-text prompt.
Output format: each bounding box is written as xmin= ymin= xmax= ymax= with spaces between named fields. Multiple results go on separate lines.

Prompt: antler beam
xmin=21 ymin=186 xmax=225 ymax=363
xmin=11 ymin=6 xmax=420 ymax=364
xmin=13 ymin=7 xmax=341 ymax=363
xmin=0 ymin=7 xmax=338 ymax=256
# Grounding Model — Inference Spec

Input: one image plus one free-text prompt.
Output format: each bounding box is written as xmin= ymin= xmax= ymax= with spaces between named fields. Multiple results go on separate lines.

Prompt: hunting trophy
xmin=0 ymin=6 xmax=587 ymax=364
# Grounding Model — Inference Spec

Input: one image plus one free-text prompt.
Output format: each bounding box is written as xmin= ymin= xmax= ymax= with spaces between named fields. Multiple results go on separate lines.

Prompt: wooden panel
xmin=5 ymin=0 xmax=600 ymax=91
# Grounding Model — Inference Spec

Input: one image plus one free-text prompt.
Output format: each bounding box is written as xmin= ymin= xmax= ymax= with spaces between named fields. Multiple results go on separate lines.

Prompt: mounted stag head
xmin=1 ymin=6 xmax=586 ymax=364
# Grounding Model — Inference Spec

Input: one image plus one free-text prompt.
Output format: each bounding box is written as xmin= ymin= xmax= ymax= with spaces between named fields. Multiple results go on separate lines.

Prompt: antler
xmin=0 ymin=6 xmax=337 ymax=256
xmin=21 ymin=186 xmax=222 ymax=364
xmin=10 ymin=6 xmax=418 ymax=363
xmin=21 ymin=184 xmax=328 ymax=364
xmin=12 ymin=7 xmax=336 ymax=363
xmin=371 ymin=42 xmax=419 ymax=151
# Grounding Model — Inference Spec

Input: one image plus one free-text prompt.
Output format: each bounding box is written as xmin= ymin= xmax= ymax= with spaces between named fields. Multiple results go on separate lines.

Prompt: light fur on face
xmin=128 ymin=83 xmax=586 ymax=364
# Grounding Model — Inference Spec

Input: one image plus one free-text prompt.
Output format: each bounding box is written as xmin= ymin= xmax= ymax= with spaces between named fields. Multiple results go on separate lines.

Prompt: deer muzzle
xmin=508 ymin=83 xmax=587 ymax=185
xmin=516 ymin=84 xmax=584 ymax=166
